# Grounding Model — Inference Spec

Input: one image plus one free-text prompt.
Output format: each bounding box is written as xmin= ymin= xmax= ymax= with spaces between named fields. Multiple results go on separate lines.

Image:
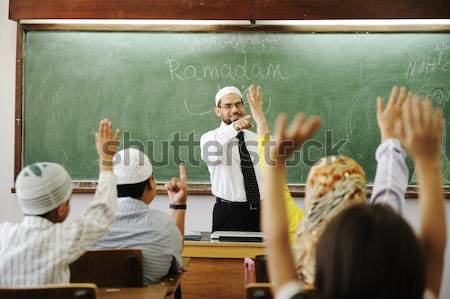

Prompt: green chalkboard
xmin=22 ymin=31 xmax=450 ymax=185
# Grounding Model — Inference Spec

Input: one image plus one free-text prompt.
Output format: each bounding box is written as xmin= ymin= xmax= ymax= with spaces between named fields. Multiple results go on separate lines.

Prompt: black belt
xmin=216 ymin=198 xmax=260 ymax=210
xmin=216 ymin=197 xmax=250 ymax=207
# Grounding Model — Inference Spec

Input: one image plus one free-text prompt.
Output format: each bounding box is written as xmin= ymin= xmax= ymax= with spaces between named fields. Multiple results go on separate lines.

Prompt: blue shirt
xmin=95 ymin=197 xmax=182 ymax=284
xmin=370 ymin=138 xmax=408 ymax=213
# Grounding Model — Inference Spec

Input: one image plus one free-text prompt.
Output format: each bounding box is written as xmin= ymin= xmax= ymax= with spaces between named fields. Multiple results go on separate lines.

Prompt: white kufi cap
xmin=113 ymin=148 xmax=153 ymax=185
xmin=214 ymin=86 xmax=243 ymax=106
xmin=15 ymin=162 xmax=73 ymax=215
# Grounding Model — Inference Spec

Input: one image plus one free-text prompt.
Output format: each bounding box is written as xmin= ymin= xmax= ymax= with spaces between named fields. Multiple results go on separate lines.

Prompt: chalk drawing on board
xmin=345 ymin=86 xmax=376 ymax=141
xmin=428 ymin=86 xmax=450 ymax=185
xmin=262 ymin=96 xmax=272 ymax=114
xmin=184 ymin=96 xmax=213 ymax=116
xmin=61 ymin=149 xmax=68 ymax=166
xmin=344 ymin=83 xmax=414 ymax=171
xmin=408 ymin=85 xmax=450 ymax=185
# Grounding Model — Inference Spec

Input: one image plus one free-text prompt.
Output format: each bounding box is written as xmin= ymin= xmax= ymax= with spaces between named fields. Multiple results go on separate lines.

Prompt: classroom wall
xmin=0 ymin=0 xmax=22 ymax=223
xmin=1 ymin=1 xmax=449 ymax=297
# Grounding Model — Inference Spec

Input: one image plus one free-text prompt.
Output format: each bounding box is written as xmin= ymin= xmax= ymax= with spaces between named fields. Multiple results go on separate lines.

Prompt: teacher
xmin=200 ymin=86 xmax=262 ymax=232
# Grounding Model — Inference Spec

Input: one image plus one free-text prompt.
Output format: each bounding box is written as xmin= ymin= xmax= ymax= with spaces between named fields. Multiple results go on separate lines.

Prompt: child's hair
xmin=117 ymin=179 xmax=149 ymax=200
xmin=315 ymin=203 xmax=426 ymax=299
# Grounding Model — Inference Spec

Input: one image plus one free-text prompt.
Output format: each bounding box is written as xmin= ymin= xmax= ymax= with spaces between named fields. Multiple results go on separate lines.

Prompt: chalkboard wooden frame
xmin=9 ymin=0 xmax=450 ymax=21
xmin=14 ymin=23 xmax=450 ymax=198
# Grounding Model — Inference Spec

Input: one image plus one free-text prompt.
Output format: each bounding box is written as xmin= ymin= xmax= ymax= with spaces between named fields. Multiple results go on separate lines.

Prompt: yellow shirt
xmin=257 ymin=134 xmax=304 ymax=244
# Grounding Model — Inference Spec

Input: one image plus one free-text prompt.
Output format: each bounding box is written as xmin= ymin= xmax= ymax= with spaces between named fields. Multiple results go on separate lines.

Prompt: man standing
xmin=200 ymin=86 xmax=262 ymax=232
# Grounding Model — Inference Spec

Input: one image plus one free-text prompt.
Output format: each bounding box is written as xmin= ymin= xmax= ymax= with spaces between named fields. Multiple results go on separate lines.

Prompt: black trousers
xmin=212 ymin=198 xmax=260 ymax=232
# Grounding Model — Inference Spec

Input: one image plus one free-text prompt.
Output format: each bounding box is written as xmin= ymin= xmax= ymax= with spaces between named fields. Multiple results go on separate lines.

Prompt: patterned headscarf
xmin=294 ymin=156 xmax=366 ymax=285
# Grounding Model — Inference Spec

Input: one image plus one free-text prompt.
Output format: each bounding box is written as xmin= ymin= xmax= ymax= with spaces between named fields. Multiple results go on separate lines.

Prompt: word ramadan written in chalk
xmin=166 ymin=58 xmax=290 ymax=81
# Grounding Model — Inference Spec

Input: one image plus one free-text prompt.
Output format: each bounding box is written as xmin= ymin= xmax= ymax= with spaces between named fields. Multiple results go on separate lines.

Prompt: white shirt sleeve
xmin=275 ymin=281 xmax=305 ymax=299
xmin=424 ymin=290 xmax=438 ymax=299
xmin=61 ymin=170 xmax=117 ymax=263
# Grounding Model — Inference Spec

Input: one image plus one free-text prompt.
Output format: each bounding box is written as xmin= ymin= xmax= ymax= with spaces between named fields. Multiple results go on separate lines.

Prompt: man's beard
xmin=223 ymin=113 xmax=242 ymax=124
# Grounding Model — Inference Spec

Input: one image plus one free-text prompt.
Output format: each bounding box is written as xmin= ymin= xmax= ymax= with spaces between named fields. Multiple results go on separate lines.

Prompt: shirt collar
xmin=22 ymin=215 xmax=54 ymax=228
xmin=219 ymin=121 xmax=247 ymax=136
xmin=117 ymin=197 xmax=148 ymax=210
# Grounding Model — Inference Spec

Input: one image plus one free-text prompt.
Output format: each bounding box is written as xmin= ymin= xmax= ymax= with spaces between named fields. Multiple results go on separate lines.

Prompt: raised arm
xmin=371 ymin=86 xmax=410 ymax=212
xmin=248 ymin=84 xmax=269 ymax=137
xmin=262 ymin=113 xmax=320 ymax=294
xmin=166 ymin=164 xmax=188 ymax=238
xmin=400 ymin=96 xmax=446 ymax=297
xmin=248 ymin=84 xmax=305 ymax=243
xmin=63 ymin=119 xmax=120 ymax=263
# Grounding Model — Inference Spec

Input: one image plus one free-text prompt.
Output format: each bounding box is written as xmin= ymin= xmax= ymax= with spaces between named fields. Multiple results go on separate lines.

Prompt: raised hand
xmin=401 ymin=95 xmax=443 ymax=162
xmin=247 ymin=84 xmax=264 ymax=122
xmin=398 ymin=93 xmax=446 ymax=298
xmin=95 ymin=118 xmax=120 ymax=171
xmin=270 ymin=113 xmax=321 ymax=166
xmin=376 ymin=86 xmax=410 ymax=142
xmin=166 ymin=164 xmax=188 ymax=205
xmin=233 ymin=115 xmax=253 ymax=131
xmin=247 ymin=84 xmax=269 ymax=136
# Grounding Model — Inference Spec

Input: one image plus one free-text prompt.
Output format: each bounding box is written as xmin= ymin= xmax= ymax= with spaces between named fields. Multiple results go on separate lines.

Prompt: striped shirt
xmin=94 ymin=197 xmax=183 ymax=284
xmin=370 ymin=138 xmax=408 ymax=213
xmin=0 ymin=171 xmax=117 ymax=287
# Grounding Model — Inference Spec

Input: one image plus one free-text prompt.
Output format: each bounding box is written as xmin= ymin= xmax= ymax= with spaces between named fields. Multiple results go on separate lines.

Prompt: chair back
xmin=255 ymin=255 xmax=269 ymax=283
xmin=70 ymin=248 xmax=143 ymax=287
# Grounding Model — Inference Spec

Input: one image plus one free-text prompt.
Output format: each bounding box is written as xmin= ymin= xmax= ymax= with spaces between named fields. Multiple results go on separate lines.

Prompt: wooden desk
xmin=99 ymin=285 xmax=167 ymax=299
xmin=182 ymin=240 xmax=265 ymax=299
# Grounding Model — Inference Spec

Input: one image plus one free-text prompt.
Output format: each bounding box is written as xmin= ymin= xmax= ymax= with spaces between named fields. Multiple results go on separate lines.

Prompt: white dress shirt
xmin=0 ymin=171 xmax=117 ymax=287
xmin=200 ymin=121 xmax=263 ymax=202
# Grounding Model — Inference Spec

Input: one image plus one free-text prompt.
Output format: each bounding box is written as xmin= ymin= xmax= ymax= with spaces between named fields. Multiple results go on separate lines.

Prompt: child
xmin=0 ymin=119 xmax=120 ymax=286
xmin=262 ymin=88 xmax=446 ymax=299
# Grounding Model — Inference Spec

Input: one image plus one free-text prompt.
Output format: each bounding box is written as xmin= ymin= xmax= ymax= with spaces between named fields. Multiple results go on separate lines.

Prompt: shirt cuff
xmin=375 ymin=138 xmax=406 ymax=161
xmin=275 ymin=281 xmax=304 ymax=299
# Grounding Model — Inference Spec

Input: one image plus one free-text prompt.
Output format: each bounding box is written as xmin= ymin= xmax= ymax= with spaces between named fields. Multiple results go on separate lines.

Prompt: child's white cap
xmin=113 ymin=148 xmax=153 ymax=185
xmin=16 ymin=162 xmax=72 ymax=215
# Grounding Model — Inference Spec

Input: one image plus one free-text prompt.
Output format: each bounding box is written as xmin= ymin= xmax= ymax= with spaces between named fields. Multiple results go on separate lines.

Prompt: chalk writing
xmin=166 ymin=58 xmax=290 ymax=81
xmin=435 ymin=41 xmax=450 ymax=53
xmin=189 ymin=34 xmax=282 ymax=53
xmin=405 ymin=51 xmax=449 ymax=79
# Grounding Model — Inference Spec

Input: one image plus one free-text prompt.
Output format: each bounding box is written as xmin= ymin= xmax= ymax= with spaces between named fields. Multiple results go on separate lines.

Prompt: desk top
xmin=183 ymin=240 xmax=265 ymax=258
xmin=99 ymin=285 xmax=167 ymax=299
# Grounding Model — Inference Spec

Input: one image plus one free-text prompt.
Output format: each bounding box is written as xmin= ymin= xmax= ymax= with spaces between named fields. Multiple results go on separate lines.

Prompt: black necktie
xmin=236 ymin=131 xmax=260 ymax=210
